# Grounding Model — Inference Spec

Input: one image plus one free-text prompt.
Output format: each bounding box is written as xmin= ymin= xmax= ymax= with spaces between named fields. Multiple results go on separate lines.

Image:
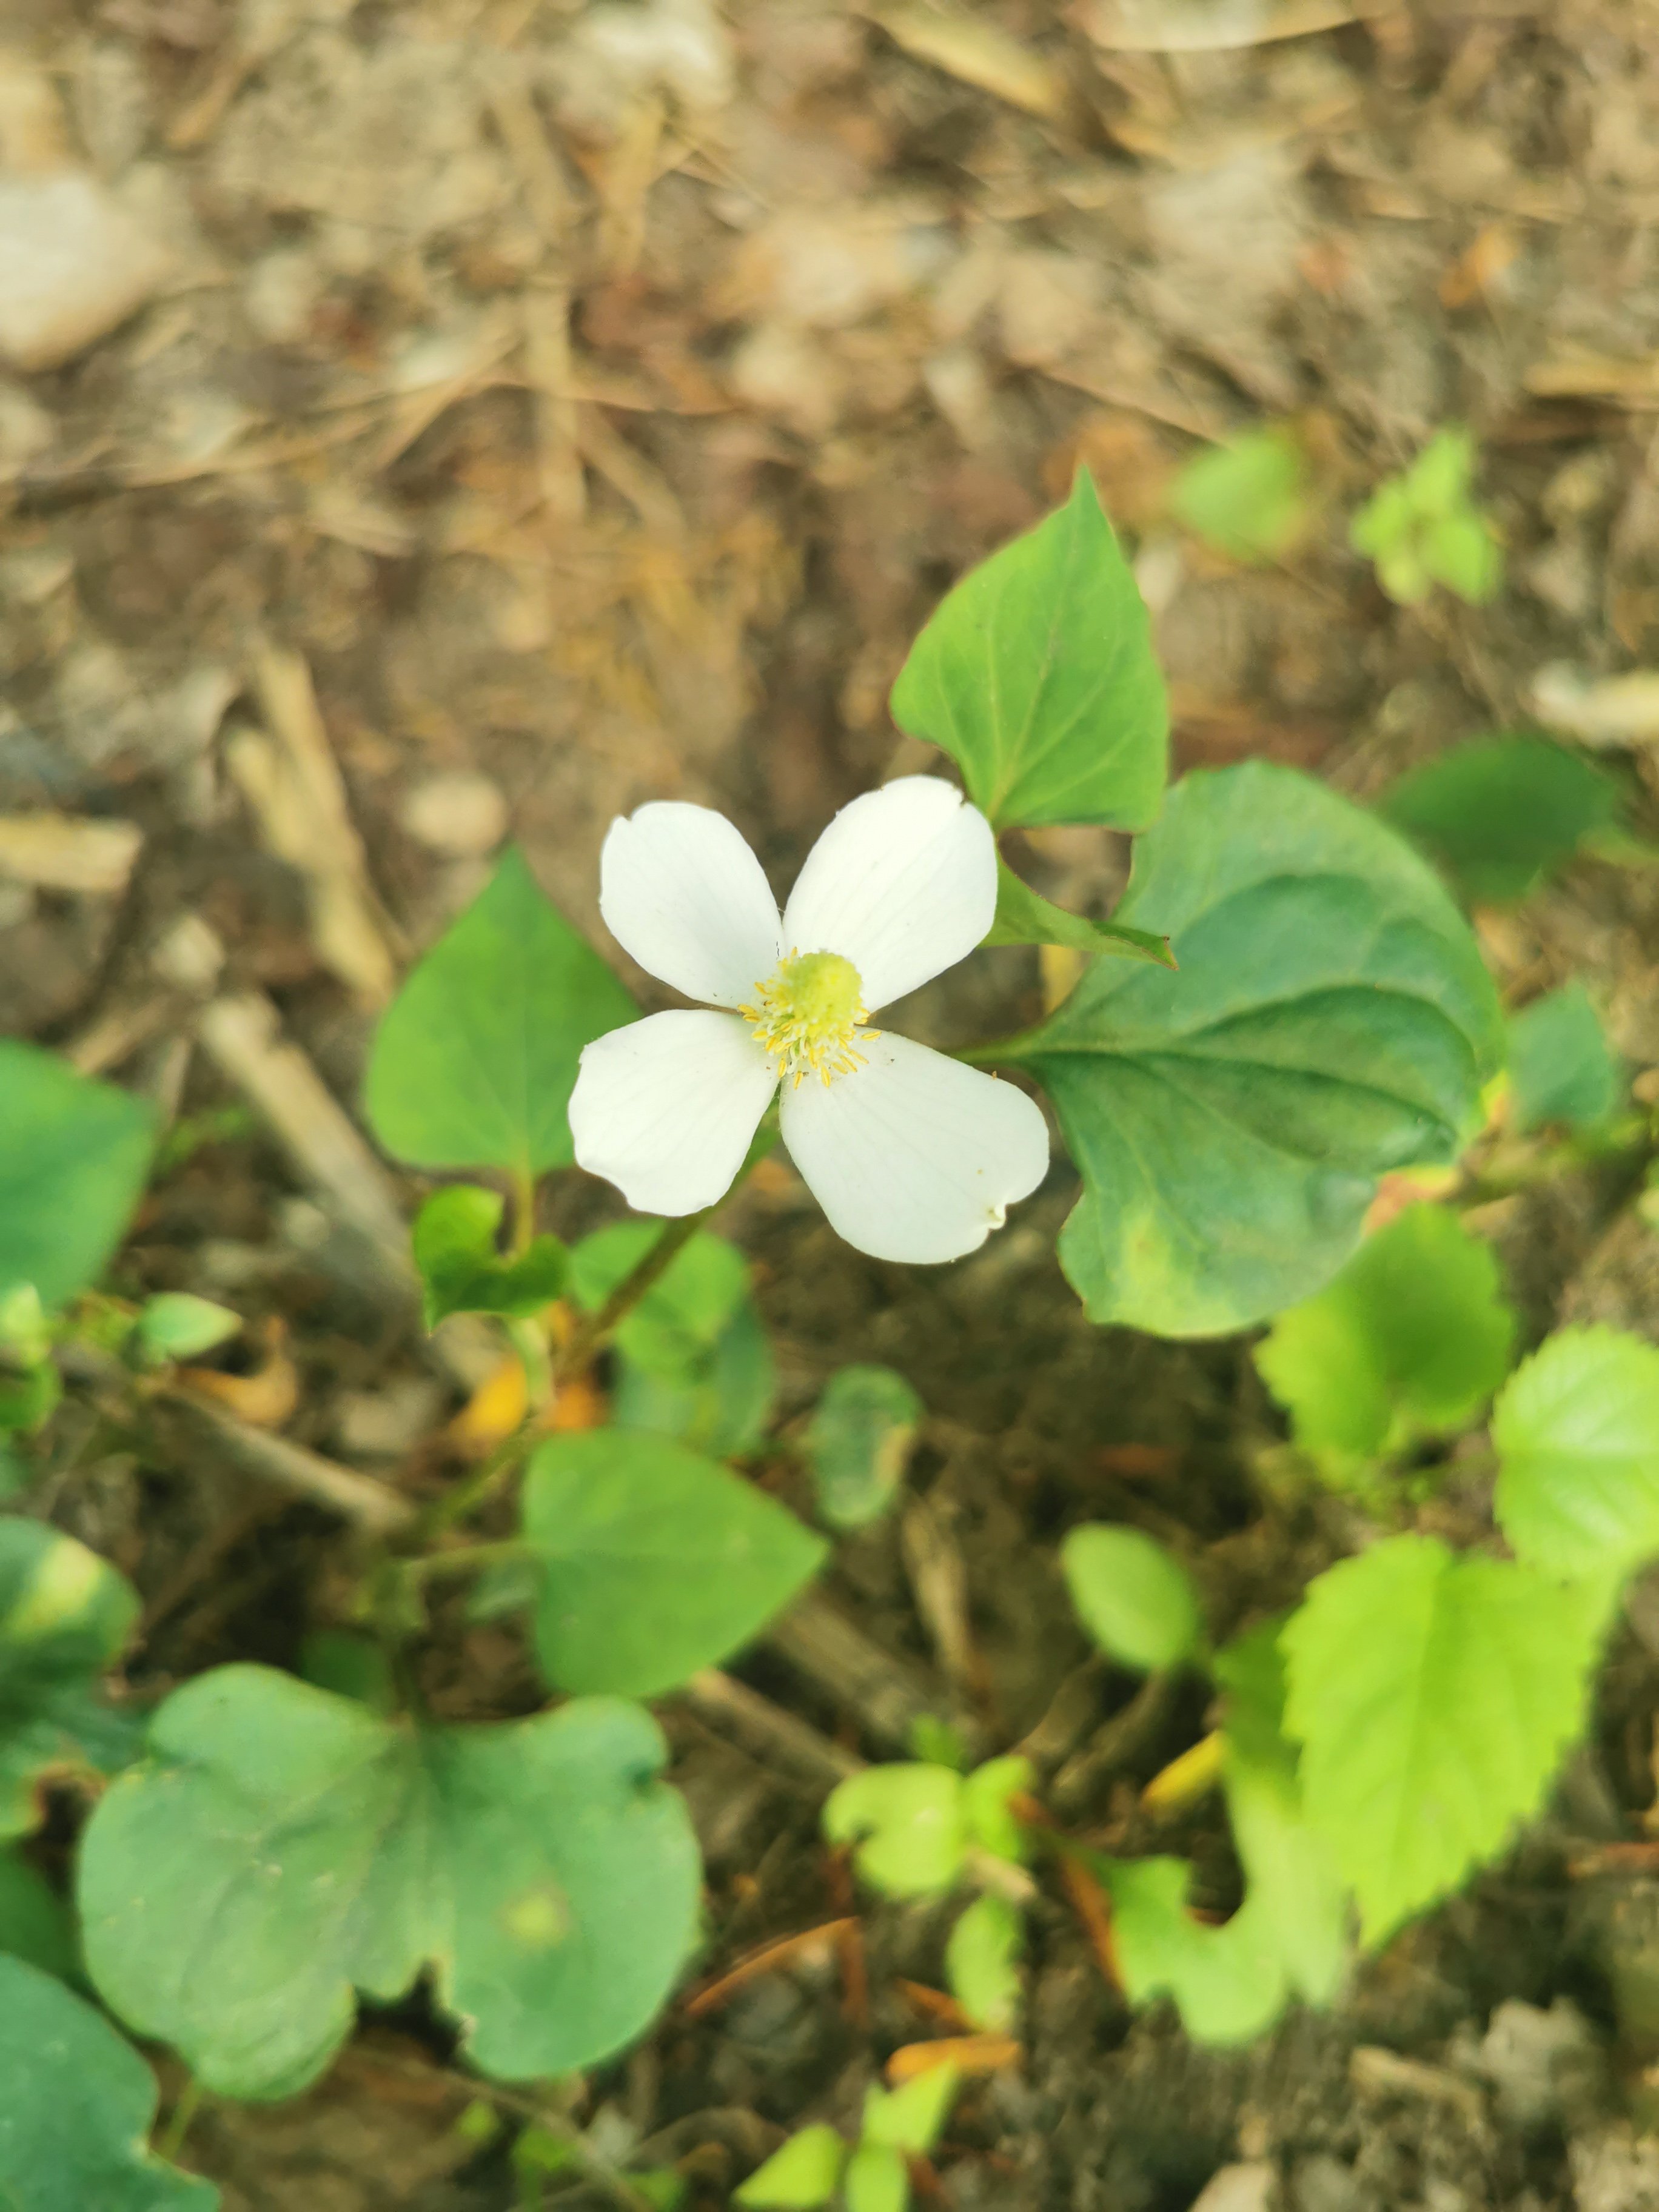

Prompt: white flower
xmin=569 ymin=777 xmax=1050 ymax=1264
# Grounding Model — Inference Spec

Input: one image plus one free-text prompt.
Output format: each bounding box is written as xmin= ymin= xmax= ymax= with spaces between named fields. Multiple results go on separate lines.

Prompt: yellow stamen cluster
xmin=744 ymin=950 xmax=873 ymax=1087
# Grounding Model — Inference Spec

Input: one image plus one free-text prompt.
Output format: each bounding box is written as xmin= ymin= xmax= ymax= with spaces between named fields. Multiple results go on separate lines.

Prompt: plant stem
xmin=509 ymin=1163 xmax=537 ymax=1259
xmin=408 ymin=1205 xmax=712 ymax=1544
xmin=158 ymin=2077 xmax=203 ymax=2165
xmin=401 ymin=1538 xmax=532 ymax=1587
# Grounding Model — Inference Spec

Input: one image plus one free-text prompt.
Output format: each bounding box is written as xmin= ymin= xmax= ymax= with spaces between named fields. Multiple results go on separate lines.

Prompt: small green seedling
xmin=805 ymin=1366 xmax=923 ymax=1531
xmin=1350 ymin=426 xmax=1503 ymax=605
xmin=736 ymin=2066 xmax=961 ymax=2212
xmin=1168 ymin=424 xmax=1312 ymax=564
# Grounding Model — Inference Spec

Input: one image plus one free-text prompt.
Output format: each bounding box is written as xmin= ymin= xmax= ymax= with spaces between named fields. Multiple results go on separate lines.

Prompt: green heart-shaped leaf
xmin=1006 ymin=762 xmax=1502 ymax=1335
xmin=890 ymin=471 xmax=1167 ymax=832
xmin=521 ymin=1430 xmax=825 ymax=1698
xmin=0 ymin=1044 xmax=153 ymax=1309
xmin=365 ymin=846 xmax=636 ymax=1179
xmin=79 ymin=1667 xmax=699 ymax=2097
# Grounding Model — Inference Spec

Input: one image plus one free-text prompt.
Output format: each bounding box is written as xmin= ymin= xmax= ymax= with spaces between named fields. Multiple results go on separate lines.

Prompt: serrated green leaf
xmin=1254 ymin=1204 xmax=1515 ymax=1463
xmin=1493 ymin=1327 xmax=1659 ymax=1581
xmin=1061 ymin=1525 xmax=1202 ymax=1671
xmin=365 ymin=846 xmax=636 ymax=1179
xmin=1168 ymin=426 xmax=1311 ymax=565
xmin=79 ymin=1667 xmax=699 ymax=2097
xmin=734 ymin=2125 xmax=847 ymax=2209
xmin=0 ymin=1847 xmax=78 ymax=1980
xmin=1213 ymin=1621 xmax=1347 ymax=2008
xmin=863 ymin=2063 xmax=959 ymax=2154
xmin=570 ymin=1224 xmax=749 ymax=1381
xmin=411 ymin=1184 xmax=568 ymax=1329
xmin=0 ymin=1519 xmax=140 ymax=1840
xmin=823 ymin=1765 xmax=967 ymax=1898
xmin=1005 ymin=761 xmax=1501 ymax=1335
xmin=984 ymin=857 xmax=1175 ymax=970
xmin=843 ymin=2142 xmax=910 ymax=2212
xmin=890 ymin=471 xmax=1168 ymax=832
xmin=945 ymin=1893 xmax=1022 ymax=2032
xmin=1508 ymin=984 xmax=1621 ymax=1134
xmin=1379 ymin=736 xmax=1621 ymax=907
xmin=0 ymin=1044 xmax=153 ymax=1310
xmin=134 ymin=1294 xmax=241 ymax=1367
xmin=1282 ymin=1535 xmax=1603 ymax=1943
xmin=0 ymin=1956 xmax=218 ymax=2210
xmin=803 ymin=1365 xmax=923 ymax=1532
xmin=521 ymin=1431 xmax=825 ymax=1698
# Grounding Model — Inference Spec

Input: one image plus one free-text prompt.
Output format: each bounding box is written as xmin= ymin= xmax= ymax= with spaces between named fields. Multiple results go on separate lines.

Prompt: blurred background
xmin=6 ymin=1 xmax=1659 ymax=2207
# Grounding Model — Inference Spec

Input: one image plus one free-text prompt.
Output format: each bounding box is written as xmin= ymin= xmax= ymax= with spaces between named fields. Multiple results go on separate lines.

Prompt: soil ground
xmin=5 ymin=0 xmax=1659 ymax=2206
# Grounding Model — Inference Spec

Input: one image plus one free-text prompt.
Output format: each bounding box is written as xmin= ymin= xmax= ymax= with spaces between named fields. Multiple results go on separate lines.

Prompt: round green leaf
xmin=521 ymin=1431 xmax=825 ymax=1698
xmin=803 ymin=1365 xmax=923 ymax=1532
xmin=1282 ymin=1535 xmax=1603 ymax=1944
xmin=890 ymin=469 xmax=1168 ymax=832
xmin=1254 ymin=1202 xmax=1515 ymax=1461
xmin=365 ymin=846 xmax=636 ymax=1178
xmin=945 ymin=1894 xmax=1022 ymax=2032
xmin=0 ymin=1044 xmax=153 ymax=1309
xmin=1169 ymin=426 xmax=1311 ymax=565
xmin=1096 ymin=1852 xmax=1289 ymax=2047
xmin=0 ymin=1954 xmax=217 ymax=2210
xmin=1380 ymin=736 xmax=1621 ymax=908
xmin=1061 ymin=1525 xmax=1202 ymax=1672
xmin=823 ymin=1765 xmax=967 ymax=1898
xmin=611 ymin=1298 xmax=777 ymax=1460
xmin=1009 ymin=761 xmax=1502 ymax=1335
xmin=411 ymin=1184 xmax=568 ymax=1329
xmin=79 ymin=1666 xmax=700 ymax=2097
xmin=1493 ymin=1327 xmax=1659 ymax=1582
xmin=134 ymin=1294 xmax=241 ymax=1367
xmin=0 ymin=1518 xmax=139 ymax=1839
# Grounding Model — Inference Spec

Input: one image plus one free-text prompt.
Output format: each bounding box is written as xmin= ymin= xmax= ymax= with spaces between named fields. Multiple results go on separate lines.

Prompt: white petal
xmin=600 ymin=803 xmax=783 ymax=1009
xmin=570 ymin=1012 xmax=777 ymax=1216
xmin=779 ymin=1033 xmax=1048 ymax=1264
xmin=781 ymin=776 xmax=996 ymax=1012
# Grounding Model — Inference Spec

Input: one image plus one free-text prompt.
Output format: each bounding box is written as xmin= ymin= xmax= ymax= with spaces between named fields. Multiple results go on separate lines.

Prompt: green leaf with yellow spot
xmin=79 ymin=1666 xmax=699 ymax=2097
xmin=0 ymin=1517 xmax=139 ymax=1839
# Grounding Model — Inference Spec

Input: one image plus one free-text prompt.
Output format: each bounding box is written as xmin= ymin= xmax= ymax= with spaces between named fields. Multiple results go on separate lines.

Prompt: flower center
xmin=744 ymin=950 xmax=873 ymax=1086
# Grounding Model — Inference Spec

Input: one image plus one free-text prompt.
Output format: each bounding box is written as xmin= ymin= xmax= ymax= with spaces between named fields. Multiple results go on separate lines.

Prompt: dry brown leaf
xmin=1526 ymin=347 xmax=1659 ymax=404
xmin=0 ymin=813 xmax=142 ymax=894
xmin=1078 ymin=0 xmax=1371 ymax=52
xmin=885 ymin=2034 xmax=1022 ymax=2083
xmin=870 ymin=3 xmax=1067 ymax=119
xmin=1439 ymin=220 xmax=1518 ymax=309
xmin=179 ymin=1320 xmax=299 ymax=1430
